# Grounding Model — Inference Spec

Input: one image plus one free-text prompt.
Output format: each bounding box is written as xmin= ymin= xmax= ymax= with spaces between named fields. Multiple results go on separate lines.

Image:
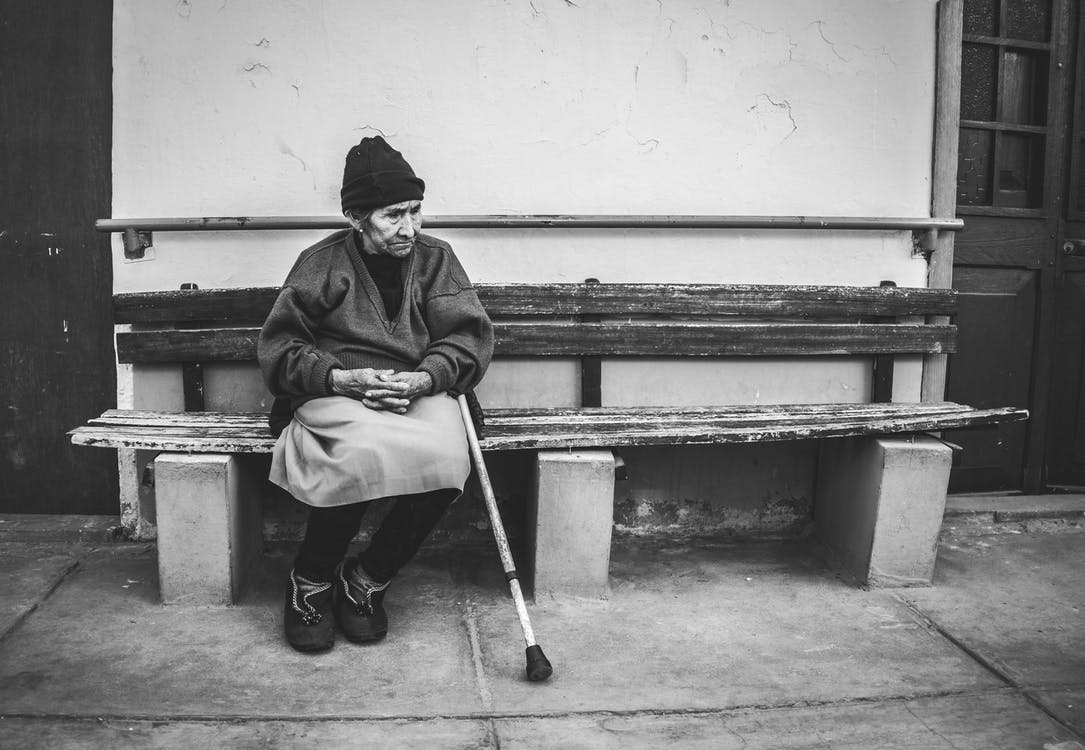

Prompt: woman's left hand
xmin=381 ymin=370 xmax=433 ymax=400
xmin=360 ymin=370 xmax=432 ymax=413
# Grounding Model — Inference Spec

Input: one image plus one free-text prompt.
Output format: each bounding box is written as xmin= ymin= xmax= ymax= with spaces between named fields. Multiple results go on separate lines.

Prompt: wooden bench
xmin=71 ymin=281 xmax=1027 ymax=603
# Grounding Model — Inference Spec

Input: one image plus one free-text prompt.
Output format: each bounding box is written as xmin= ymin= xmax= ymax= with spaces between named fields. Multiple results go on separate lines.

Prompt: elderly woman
xmin=258 ymin=136 xmax=494 ymax=652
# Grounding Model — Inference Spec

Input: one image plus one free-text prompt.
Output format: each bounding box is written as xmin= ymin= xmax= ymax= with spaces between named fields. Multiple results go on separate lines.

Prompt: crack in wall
xmin=738 ymin=20 xmax=781 ymax=37
xmin=276 ymin=138 xmax=317 ymax=191
xmin=696 ymin=7 xmax=736 ymax=41
xmin=811 ymin=21 xmax=849 ymax=62
xmin=748 ymin=94 xmax=797 ymax=141
xmin=854 ymin=43 xmax=898 ymax=67
xmin=696 ymin=17 xmax=897 ymax=69
xmin=352 ymin=124 xmax=390 ymax=137
xmin=810 ymin=20 xmax=898 ymax=67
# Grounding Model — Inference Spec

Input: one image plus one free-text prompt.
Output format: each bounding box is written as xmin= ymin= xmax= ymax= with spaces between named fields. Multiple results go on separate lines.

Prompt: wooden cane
xmin=456 ymin=394 xmax=553 ymax=682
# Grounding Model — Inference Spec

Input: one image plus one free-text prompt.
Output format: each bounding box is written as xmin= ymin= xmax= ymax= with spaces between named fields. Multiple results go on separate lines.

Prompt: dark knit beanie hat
xmin=340 ymin=136 xmax=425 ymax=214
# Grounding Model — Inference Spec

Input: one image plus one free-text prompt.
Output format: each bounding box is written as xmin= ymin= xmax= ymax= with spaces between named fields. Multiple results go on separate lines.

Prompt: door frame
xmin=924 ymin=0 xmax=963 ymax=405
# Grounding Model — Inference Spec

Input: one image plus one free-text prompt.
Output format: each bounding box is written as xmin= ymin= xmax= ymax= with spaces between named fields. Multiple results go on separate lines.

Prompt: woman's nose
xmin=398 ymin=218 xmax=416 ymax=238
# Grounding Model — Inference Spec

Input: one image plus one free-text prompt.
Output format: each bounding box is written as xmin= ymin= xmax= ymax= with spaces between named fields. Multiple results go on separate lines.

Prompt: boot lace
xmin=290 ymin=569 xmax=331 ymax=625
xmin=340 ymin=564 xmax=390 ymax=616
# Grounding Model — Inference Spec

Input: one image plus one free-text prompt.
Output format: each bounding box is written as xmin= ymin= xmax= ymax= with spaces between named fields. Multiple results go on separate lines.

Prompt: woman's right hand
xmin=330 ymin=368 xmax=411 ymax=413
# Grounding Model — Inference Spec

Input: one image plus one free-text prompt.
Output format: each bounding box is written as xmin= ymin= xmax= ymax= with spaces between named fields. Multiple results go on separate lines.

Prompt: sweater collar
xmin=344 ymin=228 xmax=416 ymax=330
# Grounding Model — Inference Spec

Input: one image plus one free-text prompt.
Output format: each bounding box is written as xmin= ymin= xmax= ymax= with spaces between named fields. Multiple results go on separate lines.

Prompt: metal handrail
xmin=97 ymin=214 xmax=964 ymax=232
xmin=100 ymin=214 xmax=962 ymax=259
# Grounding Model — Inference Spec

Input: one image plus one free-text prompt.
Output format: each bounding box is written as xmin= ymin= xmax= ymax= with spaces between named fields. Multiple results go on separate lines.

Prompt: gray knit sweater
xmin=258 ymin=229 xmax=494 ymax=408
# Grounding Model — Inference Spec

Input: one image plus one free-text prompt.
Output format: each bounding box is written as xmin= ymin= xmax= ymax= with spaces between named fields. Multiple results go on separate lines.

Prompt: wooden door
xmin=1047 ymin=15 xmax=1085 ymax=488
xmin=0 ymin=3 xmax=118 ymax=513
xmin=949 ymin=0 xmax=1080 ymax=492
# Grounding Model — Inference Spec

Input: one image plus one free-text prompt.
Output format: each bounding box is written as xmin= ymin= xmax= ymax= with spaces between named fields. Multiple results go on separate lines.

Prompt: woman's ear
xmin=347 ymin=210 xmax=374 ymax=232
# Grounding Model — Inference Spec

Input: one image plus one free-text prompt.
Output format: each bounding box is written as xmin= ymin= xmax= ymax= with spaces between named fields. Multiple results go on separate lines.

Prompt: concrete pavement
xmin=0 ymin=520 xmax=1082 ymax=748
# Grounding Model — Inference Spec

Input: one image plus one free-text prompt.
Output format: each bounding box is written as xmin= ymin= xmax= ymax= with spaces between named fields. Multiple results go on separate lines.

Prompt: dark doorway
xmin=0 ymin=3 xmax=118 ymax=513
xmin=949 ymin=0 xmax=1083 ymax=492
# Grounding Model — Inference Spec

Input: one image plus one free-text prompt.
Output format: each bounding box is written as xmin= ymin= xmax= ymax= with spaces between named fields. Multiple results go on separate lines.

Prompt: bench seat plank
xmin=70 ymin=403 xmax=1027 ymax=453
xmin=480 ymin=402 xmax=976 ymax=422
xmin=85 ymin=401 xmax=976 ymax=427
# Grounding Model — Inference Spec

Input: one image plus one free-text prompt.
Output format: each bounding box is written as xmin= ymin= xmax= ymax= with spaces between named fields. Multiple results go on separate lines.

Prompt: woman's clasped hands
xmin=330 ymin=368 xmax=433 ymax=414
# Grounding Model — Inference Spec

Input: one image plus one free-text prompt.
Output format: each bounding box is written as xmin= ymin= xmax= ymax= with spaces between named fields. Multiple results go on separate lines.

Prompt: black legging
xmin=293 ymin=488 xmax=459 ymax=584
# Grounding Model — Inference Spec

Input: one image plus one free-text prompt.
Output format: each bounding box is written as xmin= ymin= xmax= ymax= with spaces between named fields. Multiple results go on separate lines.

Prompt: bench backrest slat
xmin=115 ymin=322 xmax=956 ymax=364
xmin=113 ymin=283 xmax=958 ymax=323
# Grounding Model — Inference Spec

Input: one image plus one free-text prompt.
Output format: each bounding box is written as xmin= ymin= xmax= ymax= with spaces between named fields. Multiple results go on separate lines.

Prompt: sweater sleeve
xmin=415 ymin=249 xmax=494 ymax=395
xmin=258 ymin=257 xmax=346 ymax=399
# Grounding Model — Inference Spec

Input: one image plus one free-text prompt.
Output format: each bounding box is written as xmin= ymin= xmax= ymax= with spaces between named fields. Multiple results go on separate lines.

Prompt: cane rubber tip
xmin=525 ymin=645 xmax=553 ymax=682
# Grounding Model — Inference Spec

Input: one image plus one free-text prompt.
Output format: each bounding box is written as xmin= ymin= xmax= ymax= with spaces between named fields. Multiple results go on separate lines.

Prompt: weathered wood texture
xmin=70 ymin=403 xmax=1028 ymax=453
xmin=115 ymin=323 xmax=957 ymax=364
xmin=72 ymin=280 xmax=1015 ymax=459
xmin=113 ymin=283 xmax=958 ymax=323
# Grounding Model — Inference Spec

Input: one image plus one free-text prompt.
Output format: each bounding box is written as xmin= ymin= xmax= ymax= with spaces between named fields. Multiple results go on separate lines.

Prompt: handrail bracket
xmin=123 ymin=228 xmax=154 ymax=260
xmin=911 ymin=228 xmax=940 ymax=260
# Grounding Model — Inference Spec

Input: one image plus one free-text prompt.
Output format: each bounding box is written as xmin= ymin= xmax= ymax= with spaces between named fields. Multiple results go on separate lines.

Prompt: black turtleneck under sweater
xmin=357 ymin=234 xmax=403 ymax=320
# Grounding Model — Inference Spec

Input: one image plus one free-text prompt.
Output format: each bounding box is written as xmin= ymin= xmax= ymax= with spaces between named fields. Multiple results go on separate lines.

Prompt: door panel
xmin=1045 ymin=5 xmax=1085 ymax=485
xmin=0 ymin=3 xmax=117 ymax=513
xmin=1047 ymin=235 xmax=1085 ymax=484
xmin=954 ymin=216 xmax=1046 ymax=266
xmin=948 ymin=267 xmax=1036 ymax=490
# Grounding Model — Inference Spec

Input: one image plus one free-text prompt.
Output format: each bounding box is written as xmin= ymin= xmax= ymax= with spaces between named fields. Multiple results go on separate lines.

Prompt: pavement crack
xmin=487 ymin=717 xmax=502 ymax=749
xmin=897 ymin=594 xmax=1085 ymax=742
xmin=455 ymin=586 xmax=494 ymax=716
xmin=463 ymin=601 xmax=494 ymax=711
xmin=0 ymin=688 xmax=1019 ymax=725
xmin=903 ymin=704 xmax=966 ymax=749
xmin=896 ymin=596 xmax=1017 ymax=688
xmin=0 ymin=557 xmax=79 ymax=643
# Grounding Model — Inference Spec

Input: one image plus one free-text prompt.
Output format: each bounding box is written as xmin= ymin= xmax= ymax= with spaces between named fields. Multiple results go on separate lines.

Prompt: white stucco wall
xmin=110 ymin=0 xmax=940 ymax=535
xmin=113 ymin=0 xmax=935 ymax=220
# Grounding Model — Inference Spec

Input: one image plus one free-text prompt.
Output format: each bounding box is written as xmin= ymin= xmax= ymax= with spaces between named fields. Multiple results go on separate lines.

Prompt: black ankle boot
xmin=334 ymin=559 xmax=390 ymax=643
xmin=284 ymin=569 xmax=335 ymax=653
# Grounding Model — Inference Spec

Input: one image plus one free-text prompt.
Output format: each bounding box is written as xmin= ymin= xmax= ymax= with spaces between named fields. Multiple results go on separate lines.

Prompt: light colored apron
xmin=269 ymin=393 xmax=470 ymax=507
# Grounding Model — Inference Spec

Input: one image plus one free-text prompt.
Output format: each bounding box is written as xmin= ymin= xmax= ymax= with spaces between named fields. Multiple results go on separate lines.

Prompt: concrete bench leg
xmin=815 ymin=435 xmax=952 ymax=587
xmin=529 ymin=450 xmax=615 ymax=599
xmin=153 ymin=453 xmax=262 ymax=604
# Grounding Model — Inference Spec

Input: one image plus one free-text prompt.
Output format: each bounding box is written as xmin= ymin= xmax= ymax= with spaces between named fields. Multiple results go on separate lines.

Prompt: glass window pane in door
xmin=962 ymin=43 xmax=998 ymax=121
xmin=1006 ymin=0 xmax=1051 ymax=42
xmin=964 ymin=0 xmax=998 ymax=36
xmin=997 ymin=133 xmax=1045 ymax=207
xmin=997 ymin=49 xmax=1049 ymax=125
xmin=958 ymin=129 xmax=995 ymax=206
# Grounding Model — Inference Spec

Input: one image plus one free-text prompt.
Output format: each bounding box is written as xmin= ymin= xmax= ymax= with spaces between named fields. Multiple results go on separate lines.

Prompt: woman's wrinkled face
xmin=350 ymin=200 xmax=423 ymax=258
